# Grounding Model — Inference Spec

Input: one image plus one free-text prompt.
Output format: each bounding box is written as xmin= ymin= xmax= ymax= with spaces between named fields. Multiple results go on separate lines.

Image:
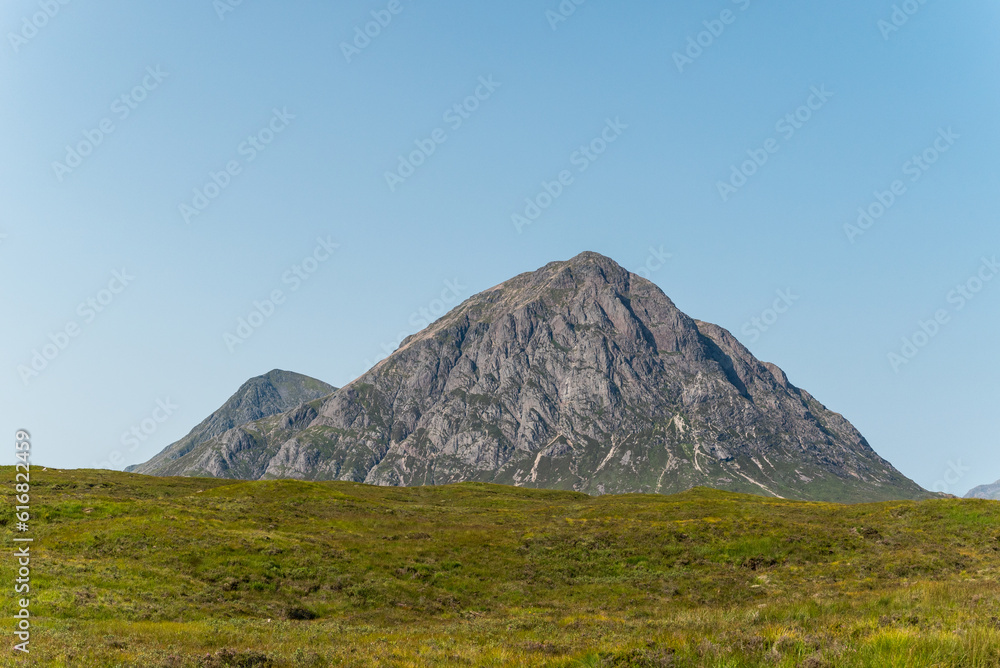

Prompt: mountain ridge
xmin=965 ymin=480 xmax=1000 ymax=500
xmin=127 ymin=369 xmax=335 ymax=474
xmin=131 ymin=252 xmax=930 ymax=503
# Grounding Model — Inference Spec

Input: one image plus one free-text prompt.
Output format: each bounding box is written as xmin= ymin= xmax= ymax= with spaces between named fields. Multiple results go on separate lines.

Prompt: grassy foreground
xmin=3 ymin=468 xmax=1000 ymax=667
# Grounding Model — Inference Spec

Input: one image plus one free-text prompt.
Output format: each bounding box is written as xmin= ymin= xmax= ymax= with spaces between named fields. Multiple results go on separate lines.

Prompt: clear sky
xmin=2 ymin=0 xmax=998 ymax=496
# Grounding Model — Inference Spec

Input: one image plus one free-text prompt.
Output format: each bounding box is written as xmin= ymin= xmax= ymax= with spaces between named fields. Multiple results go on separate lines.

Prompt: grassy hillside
xmin=4 ymin=467 xmax=1000 ymax=667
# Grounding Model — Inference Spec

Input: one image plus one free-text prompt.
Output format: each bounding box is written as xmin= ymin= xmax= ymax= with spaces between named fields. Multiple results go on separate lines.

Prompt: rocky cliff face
xmin=127 ymin=369 xmax=335 ymax=474
xmin=966 ymin=480 xmax=1000 ymax=500
xmin=132 ymin=253 xmax=929 ymax=502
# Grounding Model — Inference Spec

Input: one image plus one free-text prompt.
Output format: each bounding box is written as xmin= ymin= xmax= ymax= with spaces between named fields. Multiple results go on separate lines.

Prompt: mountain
xmin=127 ymin=369 xmax=335 ymax=474
xmin=966 ymin=480 xmax=1000 ymax=500
xmin=132 ymin=252 xmax=929 ymax=502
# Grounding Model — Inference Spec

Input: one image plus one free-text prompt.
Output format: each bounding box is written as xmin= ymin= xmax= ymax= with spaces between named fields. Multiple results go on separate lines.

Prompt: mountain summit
xmin=966 ymin=480 xmax=1000 ymax=500
xmin=132 ymin=252 xmax=928 ymax=502
xmin=127 ymin=369 xmax=334 ymax=474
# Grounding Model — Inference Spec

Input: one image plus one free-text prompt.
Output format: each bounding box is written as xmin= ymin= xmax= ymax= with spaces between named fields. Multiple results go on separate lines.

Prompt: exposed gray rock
xmin=132 ymin=252 xmax=930 ymax=503
xmin=127 ymin=369 xmax=334 ymax=474
xmin=966 ymin=480 xmax=1000 ymax=500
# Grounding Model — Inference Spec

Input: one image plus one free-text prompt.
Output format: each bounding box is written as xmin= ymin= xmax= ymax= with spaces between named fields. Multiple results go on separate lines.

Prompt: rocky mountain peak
xmin=127 ymin=370 xmax=334 ymax=474
xmin=131 ymin=253 xmax=930 ymax=503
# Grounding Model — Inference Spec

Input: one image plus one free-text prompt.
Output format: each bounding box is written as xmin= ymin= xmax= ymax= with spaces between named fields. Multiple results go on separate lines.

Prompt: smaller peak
xmin=259 ymin=369 xmax=335 ymax=392
xmin=236 ymin=370 xmax=290 ymax=388
xmin=243 ymin=370 xmax=308 ymax=390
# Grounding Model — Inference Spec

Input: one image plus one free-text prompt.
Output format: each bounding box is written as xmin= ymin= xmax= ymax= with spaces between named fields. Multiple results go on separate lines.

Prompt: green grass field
xmin=3 ymin=467 xmax=1000 ymax=667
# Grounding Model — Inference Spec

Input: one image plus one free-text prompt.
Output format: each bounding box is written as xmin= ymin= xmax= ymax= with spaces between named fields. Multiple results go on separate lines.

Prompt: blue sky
xmin=2 ymin=0 xmax=997 ymax=496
